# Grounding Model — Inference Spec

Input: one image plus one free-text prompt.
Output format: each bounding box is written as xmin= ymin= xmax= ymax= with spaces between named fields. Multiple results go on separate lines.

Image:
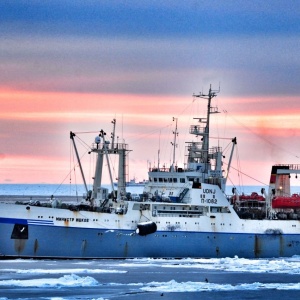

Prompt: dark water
xmin=1 ymin=257 xmax=300 ymax=300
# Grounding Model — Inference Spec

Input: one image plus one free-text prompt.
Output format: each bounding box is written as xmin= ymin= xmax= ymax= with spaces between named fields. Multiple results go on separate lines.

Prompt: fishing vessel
xmin=1 ymin=87 xmax=300 ymax=259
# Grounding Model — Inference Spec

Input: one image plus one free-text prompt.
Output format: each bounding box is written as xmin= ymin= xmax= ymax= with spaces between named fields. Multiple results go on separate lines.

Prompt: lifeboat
xmin=272 ymin=194 xmax=300 ymax=209
xmin=232 ymin=192 xmax=265 ymax=203
xmin=240 ymin=192 xmax=265 ymax=201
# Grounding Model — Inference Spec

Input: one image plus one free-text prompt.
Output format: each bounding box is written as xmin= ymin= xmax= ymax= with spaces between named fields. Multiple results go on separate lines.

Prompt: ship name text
xmin=200 ymin=189 xmax=217 ymax=204
xmin=56 ymin=217 xmax=89 ymax=222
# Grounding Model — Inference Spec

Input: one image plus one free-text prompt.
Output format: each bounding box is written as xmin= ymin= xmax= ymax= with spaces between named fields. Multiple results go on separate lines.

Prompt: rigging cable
xmin=51 ymin=135 xmax=90 ymax=200
xmin=223 ymin=110 xmax=300 ymax=159
xmin=223 ymin=161 xmax=268 ymax=187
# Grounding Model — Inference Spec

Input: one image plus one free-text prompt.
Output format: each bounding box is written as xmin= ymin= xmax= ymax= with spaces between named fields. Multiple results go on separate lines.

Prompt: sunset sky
xmin=1 ymin=1 xmax=300 ymax=189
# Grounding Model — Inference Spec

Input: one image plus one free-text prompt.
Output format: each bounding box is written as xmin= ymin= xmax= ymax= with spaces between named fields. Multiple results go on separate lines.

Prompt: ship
xmin=1 ymin=86 xmax=300 ymax=259
xmin=114 ymin=178 xmax=148 ymax=187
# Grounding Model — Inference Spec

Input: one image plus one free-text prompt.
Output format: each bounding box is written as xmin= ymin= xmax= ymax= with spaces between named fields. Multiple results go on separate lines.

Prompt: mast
xmin=91 ymin=125 xmax=130 ymax=201
xmin=171 ymin=117 xmax=178 ymax=167
xmin=185 ymin=85 xmax=226 ymax=189
xmin=111 ymin=118 xmax=116 ymax=150
xmin=158 ymin=130 xmax=161 ymax=169
xmin=99 ymin=130 xmax=116 ymax=200
xmin=193 ymin=85 xmax=220 ymax=165
xmin=92 ymin=135 xmax=104 ymax=200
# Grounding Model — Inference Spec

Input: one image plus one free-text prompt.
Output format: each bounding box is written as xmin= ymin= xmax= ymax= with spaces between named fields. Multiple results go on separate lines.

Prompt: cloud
xmin=1 ymin=1 xmax=300 ymax=38
xmin=1 ymin=1 xmax=300 ymax=184
xmin=1 ymin=1 xmax=300 ymax=98
xmin=1 ymin=35 xmax=300 ymax=97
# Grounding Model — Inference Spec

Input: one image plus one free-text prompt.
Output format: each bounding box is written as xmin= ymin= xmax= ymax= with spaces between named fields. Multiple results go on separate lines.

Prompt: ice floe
xmin=140 ymin=280 xmax=300 ymax=292
xmin=0 ymin=274 xmax=98 ymax=288
xmin=1 ymin=268 xmax=126 ymax=274
xmin=119 ymin=256 xmax=300 ymax=274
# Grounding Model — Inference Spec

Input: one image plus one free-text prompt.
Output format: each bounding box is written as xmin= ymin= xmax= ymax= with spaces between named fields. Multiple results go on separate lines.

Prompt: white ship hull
xmin=1 ymin=183 xmax=300 ymax=258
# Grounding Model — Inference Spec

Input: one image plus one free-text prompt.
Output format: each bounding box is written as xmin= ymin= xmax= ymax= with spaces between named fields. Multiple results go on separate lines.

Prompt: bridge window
xmin=210 ymin=207 xmax=230 ymax=213
xmin=211 ymin=207 xmax=222 ymax=213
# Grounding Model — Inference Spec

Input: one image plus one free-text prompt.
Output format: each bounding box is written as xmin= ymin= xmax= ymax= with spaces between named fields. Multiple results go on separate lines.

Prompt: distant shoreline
xmin=0 ymin=195 xmax=80 ymax=202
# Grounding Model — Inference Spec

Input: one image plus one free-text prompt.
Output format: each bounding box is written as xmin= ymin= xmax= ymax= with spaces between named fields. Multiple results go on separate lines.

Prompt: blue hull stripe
xmin=0 ymin=217 xmax=53 ymax=226
xmin=0 ymin=217 xmax=27 ymax=225
xmin=27 ymin=219 xmax=54 ymax=226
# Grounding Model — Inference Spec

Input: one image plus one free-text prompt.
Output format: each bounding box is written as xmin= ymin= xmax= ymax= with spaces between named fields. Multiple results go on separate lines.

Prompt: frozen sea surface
xmin=1 ymin=257 xmax=300 ymax=300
